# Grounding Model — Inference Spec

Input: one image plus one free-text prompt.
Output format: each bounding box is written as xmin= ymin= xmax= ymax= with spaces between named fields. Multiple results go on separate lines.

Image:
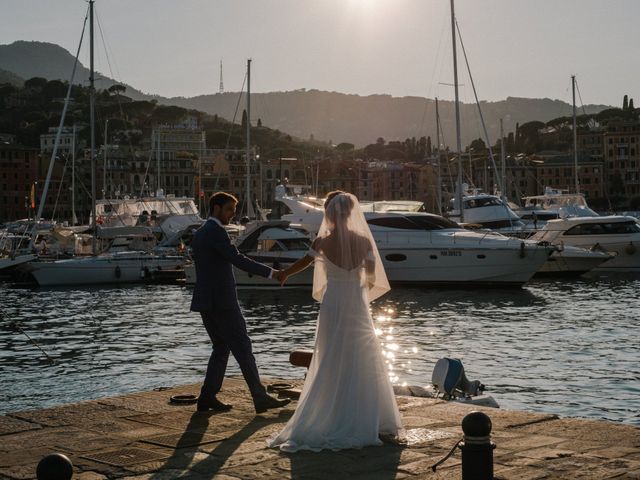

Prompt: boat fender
xmin=519 ymin=242 xmax=526 ymax=258
xmin=115 ymin=265 xmax=121 ymax=278
xmin=625 ymin=242 xmax=636 ymax=255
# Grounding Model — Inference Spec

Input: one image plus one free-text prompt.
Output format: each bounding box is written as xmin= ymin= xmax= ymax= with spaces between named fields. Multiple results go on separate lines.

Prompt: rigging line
xmin=455 ymin=18 xmax=502 ymax=193
xmin=95 ymin=6 xmax=140 ymax=207
xmin=30 ymin=4 xmax=89 ymax=249
xmin=1 ymin=307 xmax=55 ymax=365
xmin=50 ymin=153 xmax=72 ymax=221
xmin=213 ymin=73 xmax=248 ymax=192
xmin=574 ymin=79 xmax=588 ymax=117
xmin=419 ymin=16 xmax=449 ymax=138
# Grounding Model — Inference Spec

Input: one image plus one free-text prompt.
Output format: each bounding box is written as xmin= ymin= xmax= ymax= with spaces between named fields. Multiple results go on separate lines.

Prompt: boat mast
xmin=89 ymin=0 xmax=97 ymax=254
xmin=245 ymin=59 xmax=255 ymax=218
xmin=435 ymin=97 xmax=442 ymax=215
xmin=500 ymin=118 xmax=506 ymax=200
xmin=572 ymin=75 xmax=579 ymax=194
xmin=72 ymin=125 xmax=77 ymax=225
xmin=450 ymin=0 xmax=464 ymax=222
xmin=103 ymin=119 xmax=108 ymax=198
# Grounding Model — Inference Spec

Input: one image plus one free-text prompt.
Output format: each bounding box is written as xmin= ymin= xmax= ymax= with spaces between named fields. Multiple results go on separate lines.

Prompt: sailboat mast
xmin=450 ymin=0 xmax=464 ymax=222
xmin=500 ymin=118 xmax=506 ymax=200
xmin=246 ymin=59 xmax=252 ymax=218
xmin=89 ymin=0 xmax=97 ymax=254
xmin=572 ymin=75 xmax=579 ymax=194
xmin=72 ymin=125 xmax=77 ymax=225
xmin=435 ymin=97 xmax=442 ymax=215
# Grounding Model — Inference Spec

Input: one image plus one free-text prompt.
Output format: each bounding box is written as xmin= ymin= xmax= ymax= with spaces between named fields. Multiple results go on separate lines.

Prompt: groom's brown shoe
xmin=254 ymin=393 xmax=291 ymax=414
xmin=197 ymin=397 xmax=233 ymax=412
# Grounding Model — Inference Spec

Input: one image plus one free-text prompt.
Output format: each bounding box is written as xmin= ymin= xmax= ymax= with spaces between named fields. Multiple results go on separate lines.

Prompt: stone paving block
xmin=120 ymin=469 xmax=211 ymax=480
xmin=512 ymin=417 xmax=640 ymax=448
xmin=513 ymin=446 xmax=576 ymax=460
xmin=74 ymin=471 xmax=109 ymax=480
xmin=53 ymin=429 xmax=131 ymax=453
xmin=529 ymin=453 xmax=636 ymax=479
xmin=0 ymin=463 xmax=38 ymax=480
xmin=579 ymin=445 xmax=640 ymax=460
xmin=400 ymin=415 xmax=446 ymax=428
xmin=0 ymin=427 xmax=81 ymax=453
xmin=497 ymin=434 xmax=564 ymax=452
xmin=492 ymin=465 xmax=552 ymax=479
xmin=0 ymin=446 xmax=54 ymax=467
xmin=397 ymin=453 xmax=462 ymax=476
xmin=10 ymin=402 xmax=138 ymax=428
xmin=0 ymin=416 xmax=41 ymax=436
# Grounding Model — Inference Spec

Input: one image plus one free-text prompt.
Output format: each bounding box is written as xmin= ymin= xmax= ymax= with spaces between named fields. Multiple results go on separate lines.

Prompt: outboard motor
xmin=432 ymin=357 xmax=485 ymax=400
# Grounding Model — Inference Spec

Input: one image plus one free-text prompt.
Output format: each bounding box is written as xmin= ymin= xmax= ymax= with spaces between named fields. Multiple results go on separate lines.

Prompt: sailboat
xmin=24 ymin=1 xmax=186 ymax=287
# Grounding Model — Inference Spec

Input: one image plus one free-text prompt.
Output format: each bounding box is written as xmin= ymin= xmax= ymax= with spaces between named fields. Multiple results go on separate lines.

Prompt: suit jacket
xmin=190 ymin=219 xmax=272 ymax=312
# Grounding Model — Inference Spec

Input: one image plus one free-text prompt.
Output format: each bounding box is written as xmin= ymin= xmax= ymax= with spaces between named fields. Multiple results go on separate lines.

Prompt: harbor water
xmin=1 ymin=276 xmax=639 ymax=424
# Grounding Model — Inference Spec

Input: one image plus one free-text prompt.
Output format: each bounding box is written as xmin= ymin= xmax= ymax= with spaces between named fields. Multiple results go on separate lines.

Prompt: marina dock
xmin=1 ymin=377 xmax=638 ymax=479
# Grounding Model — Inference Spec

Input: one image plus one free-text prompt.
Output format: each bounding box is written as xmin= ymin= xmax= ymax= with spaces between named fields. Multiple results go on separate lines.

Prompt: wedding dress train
xmin=268 ymin=253 xmax=403 ymax=452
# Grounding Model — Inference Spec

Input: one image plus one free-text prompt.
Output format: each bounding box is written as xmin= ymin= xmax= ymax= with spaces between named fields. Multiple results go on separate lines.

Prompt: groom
xmin=190 ymin=192 xmax=290 ymax=414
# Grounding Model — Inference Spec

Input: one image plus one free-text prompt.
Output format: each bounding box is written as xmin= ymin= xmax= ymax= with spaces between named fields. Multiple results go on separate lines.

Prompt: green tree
xmin=107 ymin=84 xmax=126 ymax=95
xmin=623 ymin=95 xmax=629 ymax=110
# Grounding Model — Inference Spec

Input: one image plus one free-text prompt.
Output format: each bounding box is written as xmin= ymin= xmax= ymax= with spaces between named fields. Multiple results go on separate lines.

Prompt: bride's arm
xmin=279 ymin=238 xmax=319 ymax=286
xmin=280 ymin=255 xmax=314 ymax=286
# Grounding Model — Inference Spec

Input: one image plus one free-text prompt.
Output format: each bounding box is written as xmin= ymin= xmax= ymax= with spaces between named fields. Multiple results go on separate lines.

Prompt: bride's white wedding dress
xmin=268 ymin=250 xmax=403 ymax=452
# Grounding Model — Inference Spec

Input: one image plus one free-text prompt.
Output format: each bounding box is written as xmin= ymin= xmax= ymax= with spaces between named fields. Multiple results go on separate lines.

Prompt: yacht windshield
xmin=368 ymin=215 xmax=459 ymax=230
xmin=564 ymin=221 xmax=640 ymax=235
xmin=464 ymin=197 xmax=503 ymax=209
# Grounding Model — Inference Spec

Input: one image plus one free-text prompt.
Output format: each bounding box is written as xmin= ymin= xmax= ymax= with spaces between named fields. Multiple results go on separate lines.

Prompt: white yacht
xmin=25 ymin=251 xmax=186 ymax=287
xmin=530 ymin=216 xmax=640 ymax=271
xmin=0 ymin=234 xmax=36 ymax=271
xmin=447 ymin=189 xmax=525 ymax=232
xmin=364 ymin=212 xmax=551 ymax=286
xmin=515 ymin=187 xmax=599 ymax=231
xmin=95 ymin=195 xmax=203 ymax=240
xmin=184 ymin=221 xmax=314 ymax=286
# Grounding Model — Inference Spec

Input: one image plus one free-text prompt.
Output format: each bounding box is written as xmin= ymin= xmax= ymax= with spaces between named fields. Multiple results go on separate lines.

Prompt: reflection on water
xmin=1 ymin=276 xmax=639 ymax=424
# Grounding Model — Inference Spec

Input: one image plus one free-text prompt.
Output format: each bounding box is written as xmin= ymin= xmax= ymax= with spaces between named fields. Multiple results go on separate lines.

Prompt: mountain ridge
xmin=0 ymin=40 xmax=613 ymax=147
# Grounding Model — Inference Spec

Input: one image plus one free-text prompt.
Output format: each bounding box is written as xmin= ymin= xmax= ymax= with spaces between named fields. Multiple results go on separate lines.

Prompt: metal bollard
xmin=36 ymin=453 xmax=73 ymax=480
xmin=459 ymin=411 xmax=496 ymax=480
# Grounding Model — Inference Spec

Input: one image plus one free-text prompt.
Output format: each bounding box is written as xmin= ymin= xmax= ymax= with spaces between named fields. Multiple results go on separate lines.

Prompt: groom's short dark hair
xmin=209 ymin=192 xmax=238 ymax=214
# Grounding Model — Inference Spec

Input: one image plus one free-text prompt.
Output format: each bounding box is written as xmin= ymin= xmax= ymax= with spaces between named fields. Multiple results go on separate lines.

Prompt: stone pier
xmin=0 ymin=377 xmax=638 ymax=479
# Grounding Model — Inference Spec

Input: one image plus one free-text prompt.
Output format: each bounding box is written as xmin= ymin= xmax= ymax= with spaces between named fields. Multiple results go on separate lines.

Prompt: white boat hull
xmin=184 ymin=262 xmax=314 ymax=287
xmin=27 ymin=253 xmax=186 ymax=286
xmin=537 ymin=247 xmax=611 ymax=275
xmin=378 ymin=246 xmax=550 ymax=286
xmin=0 ymin=254 xmax=37 ymax=271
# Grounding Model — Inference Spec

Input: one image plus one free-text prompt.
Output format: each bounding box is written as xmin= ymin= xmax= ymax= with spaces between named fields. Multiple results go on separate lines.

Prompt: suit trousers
xmin=199 ymin=307 xmax=267 ymax=401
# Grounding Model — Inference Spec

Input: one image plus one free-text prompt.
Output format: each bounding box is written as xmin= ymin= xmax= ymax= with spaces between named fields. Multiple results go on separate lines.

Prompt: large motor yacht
xmin=530 ymin=216 xmax=640 ymax=271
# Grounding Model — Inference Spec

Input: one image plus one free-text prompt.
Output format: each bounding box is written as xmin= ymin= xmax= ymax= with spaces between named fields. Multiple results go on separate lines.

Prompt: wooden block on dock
xmin=289 ymin=349 xmax=313 ymax=368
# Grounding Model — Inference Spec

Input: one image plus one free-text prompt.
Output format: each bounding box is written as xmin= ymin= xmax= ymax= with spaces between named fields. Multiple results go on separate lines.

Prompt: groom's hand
xmin=273 ymin=270 xmax=286 ymax=285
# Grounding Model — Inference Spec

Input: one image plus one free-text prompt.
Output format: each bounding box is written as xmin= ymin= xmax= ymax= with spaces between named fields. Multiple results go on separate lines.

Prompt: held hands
xmin=273 ymin=269 xmax=288 ymax=286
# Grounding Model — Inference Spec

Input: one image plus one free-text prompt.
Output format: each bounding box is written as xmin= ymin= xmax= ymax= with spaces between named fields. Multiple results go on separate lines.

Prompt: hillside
xmin=1 ymin=40 xmax=612 ymax=147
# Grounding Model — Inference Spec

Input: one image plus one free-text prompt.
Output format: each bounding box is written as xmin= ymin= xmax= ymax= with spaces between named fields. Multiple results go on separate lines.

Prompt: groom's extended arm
xmin=211 ymin=229 xmax=273 ymax=278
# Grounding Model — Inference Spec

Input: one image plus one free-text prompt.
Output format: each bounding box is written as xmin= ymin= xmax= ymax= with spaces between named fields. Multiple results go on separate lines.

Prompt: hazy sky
xmin=2 ymin=0 xmax=638 ymax=107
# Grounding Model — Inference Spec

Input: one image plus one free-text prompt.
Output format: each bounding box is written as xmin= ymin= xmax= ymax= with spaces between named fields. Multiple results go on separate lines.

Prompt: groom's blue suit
xmin=190 ymin=218 xmax=272 ymax=401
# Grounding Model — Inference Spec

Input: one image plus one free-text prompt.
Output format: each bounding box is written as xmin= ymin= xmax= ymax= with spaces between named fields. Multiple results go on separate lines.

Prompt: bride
xmin=268 ymin=191 xmax=404 ymax=452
